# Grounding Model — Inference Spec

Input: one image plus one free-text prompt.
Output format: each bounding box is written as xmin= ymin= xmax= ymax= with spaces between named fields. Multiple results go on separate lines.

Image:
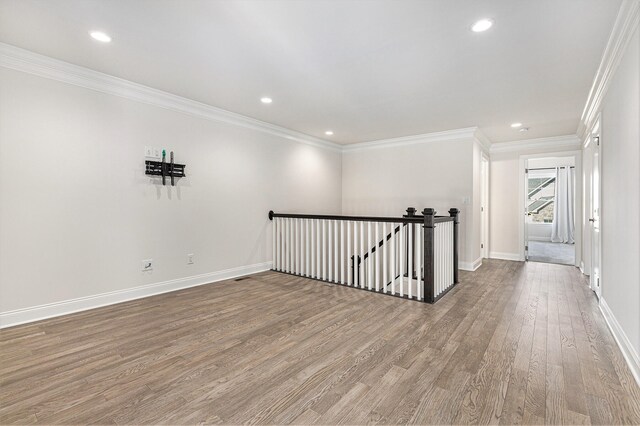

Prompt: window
xmin=527 ymin=173 xmax=555 ymax=223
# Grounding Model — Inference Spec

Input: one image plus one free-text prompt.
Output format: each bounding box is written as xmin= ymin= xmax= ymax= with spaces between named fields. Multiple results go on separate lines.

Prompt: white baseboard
xmin=460 ymin=257 xmax=482 ymax=272
xmin=599 ymin=298 xmax=640 ymax=388
xmin=0 ymin=261 xmax=272 ymax=329
xmin=489 ymin=251 xmax=524 ymax=262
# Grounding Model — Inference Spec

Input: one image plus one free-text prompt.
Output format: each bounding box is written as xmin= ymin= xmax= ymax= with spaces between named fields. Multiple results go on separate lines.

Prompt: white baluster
xmin=282 ymin=218 xmax=286 ymax=273
xmin=374 ymin=222 xmax=379 ymax=291
xmin=285 ymin=218 xmax=290 ymax=273
xmin=359 ymin=221 xmax=364 ymax=288
xmin=304 ymin=220 xmax=309 ymax=277
xmin=354 ymin=221 xmax=359 ymax=287
xmin=299 ymin=219 xmax=304 ymax=276
xmin=310 ymin=220 xmax=315 ymax=278
xmin=438 ymin=224 xmax=442 ymax=296
xmin=327 ymin=220 xmax=332 ymax=282
xmin=334 ymin=220 xmax=338 ymax=283
xmin=382 ymin=223 xmax=388 ymax=293
xmin=289 ymin=218 xmax=296 ymax=274
xmin=367 ymin=222 xmax=372 ymax=290
xmin=321 ymin=220 xmax=326 ymax=280
xmin=399 ymin=223 xmax=404 ymax=297
xmin=435 ymin=224 xmax=439 ymax=296
xmin=271 ymin=217 xmax=278 ymax=270
xmin=294 ymin=218 xmax=298 ymax=275
xmin=391 ymin=223 xmax=396 ymax=294
xmin=299 ymin=218 xmax=302 ymax=275
xmin=449 ymin=222 xmax=453 ymax=286
xmin=317 ymin=219 xmax=322 ymax=279
xmin=347 ymin=221 xmax=352 ymax=286
xmin=415 ymin=223 xmax=422 ymax=300
xmin=340 ymin=221 xmax=345 ymax=284
xmin=273 ymin=217 xmax=278 ymax=271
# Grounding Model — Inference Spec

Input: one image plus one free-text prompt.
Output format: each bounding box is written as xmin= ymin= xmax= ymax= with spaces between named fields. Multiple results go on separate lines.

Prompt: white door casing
xmin=590 ymin=127 xmax=602 ymax=299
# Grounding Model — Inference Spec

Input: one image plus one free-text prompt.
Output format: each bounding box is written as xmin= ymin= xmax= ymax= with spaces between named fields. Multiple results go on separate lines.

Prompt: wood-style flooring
xmin=1 ymin=260 xmax=640 ymax=424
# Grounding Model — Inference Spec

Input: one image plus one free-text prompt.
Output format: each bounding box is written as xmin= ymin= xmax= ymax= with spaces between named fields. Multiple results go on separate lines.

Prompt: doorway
xmin=524 ymin=157 xmax=576 ymax=265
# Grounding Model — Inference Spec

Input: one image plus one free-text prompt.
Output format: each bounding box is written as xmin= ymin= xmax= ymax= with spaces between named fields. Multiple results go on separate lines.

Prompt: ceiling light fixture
xmin=471 ymin=19 xmax=493 ymax=33
xmin=519 ymin=127 xmax=530 ymax=132
xmin=260 ymin=97 xmax=273 ymax=104
xmin=510 ymin=122 xmax=522 ymax=128
xmin=89 ymin=31 xmax=111 ymax=43
xmin=325 ymin=131 xmax=334 ymax=136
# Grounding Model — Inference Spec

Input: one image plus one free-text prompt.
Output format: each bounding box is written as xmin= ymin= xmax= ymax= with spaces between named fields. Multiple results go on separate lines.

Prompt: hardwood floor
xmin=1 ymin=260 xmax=639 ymax=424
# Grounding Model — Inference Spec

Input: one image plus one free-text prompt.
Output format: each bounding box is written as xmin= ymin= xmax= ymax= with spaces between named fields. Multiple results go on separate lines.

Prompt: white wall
xmin=598 ymin=25 xmax=640 ymax=357
xmin=0 ymin=68 xmax=342 ymax=315
xmin=341 ymin=138 xmax=480 ymax=268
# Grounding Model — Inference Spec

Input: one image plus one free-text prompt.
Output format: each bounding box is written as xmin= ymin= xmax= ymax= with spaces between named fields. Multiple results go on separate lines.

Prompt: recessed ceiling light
xmin=260 ymin=97 xmax=273 ymax=104
xmin=511 ymin=122 xmax=522 ymax=128
xmin=89 ymin=31 xmax=111 ymax=43
xmin=519 ymin=127 xmax=530 ymax=132
xmin=471 ymin=19 xmax=493 ymax=33
xmin=325 ymin=131 xmax=334 ymax=136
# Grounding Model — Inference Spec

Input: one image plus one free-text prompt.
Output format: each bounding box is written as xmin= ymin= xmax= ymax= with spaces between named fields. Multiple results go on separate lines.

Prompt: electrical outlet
xmin=152 ymin=147 xmax=161 ymax=158
xmin=144 ymin=146 xmax=153 ymax=157
xmin=142 ymin=259 xmax=153 ymax=271
xmin=187 ymin=254 xmax=194 ymax=265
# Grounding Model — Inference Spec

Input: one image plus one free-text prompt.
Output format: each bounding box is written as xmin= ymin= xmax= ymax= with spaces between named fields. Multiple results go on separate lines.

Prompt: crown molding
xmin=0 ymin=42 xmax=343 ymax=153
xmin=578 ymin=0 xmax=640 ymax=140
xmin=473 ymin=128 xmax=492 ymax=154
xmin=490 ymin=134 xmax=581 ymax=154
xmin=342 ymin=127 xmax=479 ymax=153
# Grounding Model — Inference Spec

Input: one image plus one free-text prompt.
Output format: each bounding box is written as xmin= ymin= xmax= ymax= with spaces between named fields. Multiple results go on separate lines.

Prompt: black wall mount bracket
xmin=145 ymin=155 xmax=186 ymax=186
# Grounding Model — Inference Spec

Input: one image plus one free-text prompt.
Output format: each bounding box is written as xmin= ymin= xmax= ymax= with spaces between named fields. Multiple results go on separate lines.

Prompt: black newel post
xmin=423 ymin=208 xmax=436 ymax=303
xmin=405 ymin=207 xmax=416 ymax=276
xmin=449 ymin=208 xmax=460 ymax=284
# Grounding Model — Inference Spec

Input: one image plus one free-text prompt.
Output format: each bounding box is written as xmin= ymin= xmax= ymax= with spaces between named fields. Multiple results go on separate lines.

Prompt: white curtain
xmin=551 ymin=166 xmax=575 ymax=243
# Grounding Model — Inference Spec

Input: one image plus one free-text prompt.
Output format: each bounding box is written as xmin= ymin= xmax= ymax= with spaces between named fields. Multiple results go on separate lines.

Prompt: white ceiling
xmin=0 ymin=0 xmax=621 ymax=144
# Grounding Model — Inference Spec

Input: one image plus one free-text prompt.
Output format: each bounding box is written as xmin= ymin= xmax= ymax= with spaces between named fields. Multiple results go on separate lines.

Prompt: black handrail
xmin=268 ymin=211 xmax=423 ymax=224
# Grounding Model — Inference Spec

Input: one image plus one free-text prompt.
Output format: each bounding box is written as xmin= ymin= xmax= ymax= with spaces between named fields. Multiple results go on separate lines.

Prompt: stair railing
xmin=268 ymin=207 xmax=459 ymax=303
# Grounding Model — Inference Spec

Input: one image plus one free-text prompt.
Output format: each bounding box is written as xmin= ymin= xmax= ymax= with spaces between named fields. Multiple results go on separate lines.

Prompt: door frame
xmin=480 ymin=154 xmax=490 ymax=259
xmin=584 ymin=116 xmax=602 ymax=297
xmin=518 ymin=150 xmax=583 ymax=266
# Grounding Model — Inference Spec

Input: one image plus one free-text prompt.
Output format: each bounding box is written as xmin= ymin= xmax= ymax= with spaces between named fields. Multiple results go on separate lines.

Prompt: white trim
xmin=489 ymin=252 xmax=523 ymax=262
xmin=490 ymin=135 xmax=581 ymax=154
xmin=600 ymin=298 xmax=640 ymax=387
xmin=0 ymin=261 xmax=272 ymax=329
xmin=579 ymin=261 xmax=587 ymax=275
xmin=578 ymin=0 xmax=640 ymax=140
xmin=460 ymin=257 xmax=483 ymax=271
xmin=474 ymin=129 xmax=492 ymax=154
xmin=0 ymin=43 xmax=342 ymax=153
xmin=341 ymin=127 xmax=479 ymax=152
